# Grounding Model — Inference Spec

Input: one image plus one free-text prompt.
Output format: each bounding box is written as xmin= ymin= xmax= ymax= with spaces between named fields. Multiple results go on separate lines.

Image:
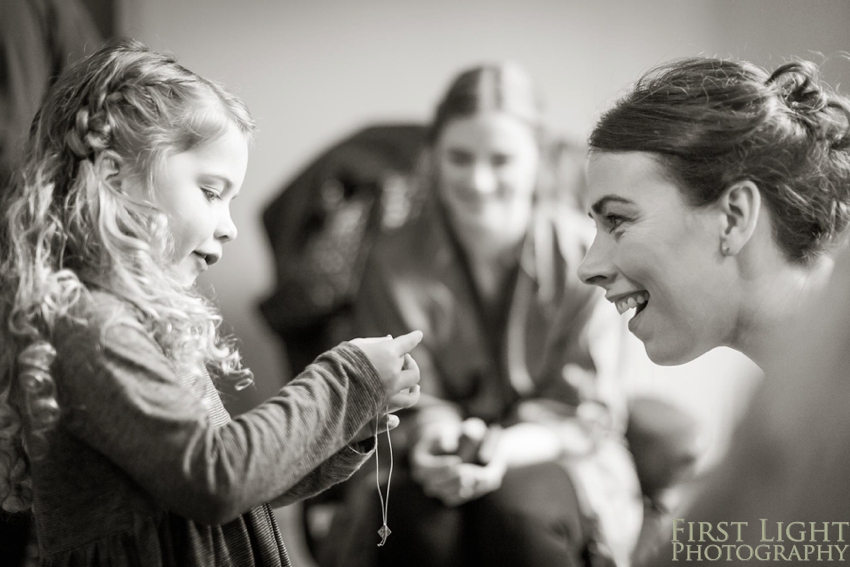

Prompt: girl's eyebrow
xmin=200 ymin=173 xmax=233 ymax=190
xmin=590 ymin=195 xmax=635 ymax=216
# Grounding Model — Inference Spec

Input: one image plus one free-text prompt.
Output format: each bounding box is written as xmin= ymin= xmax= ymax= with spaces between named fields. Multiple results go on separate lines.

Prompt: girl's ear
xmin=94 ymin=154 xmax=146 ymax=199
xmin=93 ymin=154 xmax=120 ymax=183
xmin=718 ymin=180 xmax=761 ymax=255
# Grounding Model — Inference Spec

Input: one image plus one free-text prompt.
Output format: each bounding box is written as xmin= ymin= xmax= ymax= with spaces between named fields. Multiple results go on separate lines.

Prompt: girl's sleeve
xmin=53 ymin=308 xmax=384 ymax=525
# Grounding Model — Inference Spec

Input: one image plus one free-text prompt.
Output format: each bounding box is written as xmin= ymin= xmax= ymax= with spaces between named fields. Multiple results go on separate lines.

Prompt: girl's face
xmin=578 ymin=151 xmax=735 ymax=365
xmin=153 ymin=120 xmax=249 ymax=286
xmin=434 ymin=112 xmax=540 ymax=250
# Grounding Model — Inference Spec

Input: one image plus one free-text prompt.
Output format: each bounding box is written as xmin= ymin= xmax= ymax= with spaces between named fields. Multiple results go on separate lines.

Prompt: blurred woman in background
xmin=320 ymin=61 xmax=656 ymax=567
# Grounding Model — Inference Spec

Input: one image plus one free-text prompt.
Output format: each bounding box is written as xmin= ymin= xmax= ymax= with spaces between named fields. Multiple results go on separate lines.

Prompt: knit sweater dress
xmin=22 ymin=291 xmax=383 ymax=566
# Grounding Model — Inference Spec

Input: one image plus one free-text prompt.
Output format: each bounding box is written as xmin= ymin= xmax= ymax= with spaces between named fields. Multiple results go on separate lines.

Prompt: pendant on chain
xmin=374 ymin=406 xmax=393 ymax=546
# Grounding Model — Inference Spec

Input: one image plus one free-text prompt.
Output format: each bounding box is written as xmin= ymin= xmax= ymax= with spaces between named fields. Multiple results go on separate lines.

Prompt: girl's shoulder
xmin=69 ymin=288 xmax=140 ymax=321
xmin=54 ymin=289 xmax=148 ymax=346
xmin=50 ymin=289 xmax=173 ymax=380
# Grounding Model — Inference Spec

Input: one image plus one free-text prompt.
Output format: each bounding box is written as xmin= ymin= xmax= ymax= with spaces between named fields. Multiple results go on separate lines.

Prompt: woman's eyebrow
xmin=590 ymin=195 xmax=634 ymax=215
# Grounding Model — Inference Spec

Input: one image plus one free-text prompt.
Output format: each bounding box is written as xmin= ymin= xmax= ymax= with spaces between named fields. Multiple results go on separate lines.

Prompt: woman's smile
xmin=611 ymin=291 xmax=649 ymax=316
xmin=579 ymin=151 xmax=731 ymax=365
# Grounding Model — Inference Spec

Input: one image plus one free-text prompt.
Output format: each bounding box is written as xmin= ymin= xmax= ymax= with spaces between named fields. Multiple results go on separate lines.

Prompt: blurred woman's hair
xmin=427 ymin=62 xmax=547 ymax=146
xmin=591 ymin=57 xmax=850 ymax=265
xmin=423 ymin=62 xmax=582 ymax=206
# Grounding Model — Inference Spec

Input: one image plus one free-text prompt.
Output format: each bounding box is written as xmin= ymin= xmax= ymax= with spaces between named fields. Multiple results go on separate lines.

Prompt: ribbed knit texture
xmin=26 ymin=290 xmax=381 ymax=566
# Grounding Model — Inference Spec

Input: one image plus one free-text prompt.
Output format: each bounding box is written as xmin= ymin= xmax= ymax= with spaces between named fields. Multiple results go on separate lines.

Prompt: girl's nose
xmin=215 ymin=209 xmax=237 ymax=243
xmin=578 ymin=236 xmax=615 ymax=287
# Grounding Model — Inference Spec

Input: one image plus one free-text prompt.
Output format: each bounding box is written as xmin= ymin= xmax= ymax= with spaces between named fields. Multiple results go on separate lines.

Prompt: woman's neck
xmin=734 ymin=256 xmax=834 ymax=369
xmin=454 ymin=225 xmax=522 ymax=304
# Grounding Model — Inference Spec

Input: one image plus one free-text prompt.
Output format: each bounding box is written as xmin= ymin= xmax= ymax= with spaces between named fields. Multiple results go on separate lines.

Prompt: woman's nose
xmin=215 ymin=208 xmax=238 ymax=243
xmin=578 ymin=236 xmax=615 ymax=287
xmin=469 ymin=164 xmax=497 ymax=194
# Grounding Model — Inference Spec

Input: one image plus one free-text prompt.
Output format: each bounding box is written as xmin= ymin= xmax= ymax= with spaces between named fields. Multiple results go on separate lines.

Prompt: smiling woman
xmin=579 ymin=151 xmax=739 ymax=365
xmin=578 ymin=57 xmax=850 ymax=567
xmin=579 ymin=57 xmax=850 ymax=369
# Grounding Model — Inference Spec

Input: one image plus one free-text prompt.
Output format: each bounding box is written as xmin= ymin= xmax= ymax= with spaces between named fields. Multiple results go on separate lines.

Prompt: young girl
xmin=0 ymin=39 xmax=422 ymax=566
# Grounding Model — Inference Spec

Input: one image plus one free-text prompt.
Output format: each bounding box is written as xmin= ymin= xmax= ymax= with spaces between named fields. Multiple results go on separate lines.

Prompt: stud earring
xmin=721 ymin=243 xmax=730 ymax=256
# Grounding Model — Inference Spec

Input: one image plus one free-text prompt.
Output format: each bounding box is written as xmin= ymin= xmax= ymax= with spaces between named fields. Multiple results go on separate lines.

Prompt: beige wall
xmin=114 ymin=1 xmax=849 ymax=562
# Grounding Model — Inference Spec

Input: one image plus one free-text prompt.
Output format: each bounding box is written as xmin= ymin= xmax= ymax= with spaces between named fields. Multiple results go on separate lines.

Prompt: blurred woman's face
xmin=577 ymin=151 xmax=734 ymax=365
xmin=435 ymin=112 xmax=540 ymax=251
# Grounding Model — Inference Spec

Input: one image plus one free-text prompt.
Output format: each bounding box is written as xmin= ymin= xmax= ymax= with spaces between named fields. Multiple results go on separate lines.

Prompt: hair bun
xmin=768 ymin=61 xmax=828 ymax=114
xmin=767 ymin=61 xmax=850 ymax=150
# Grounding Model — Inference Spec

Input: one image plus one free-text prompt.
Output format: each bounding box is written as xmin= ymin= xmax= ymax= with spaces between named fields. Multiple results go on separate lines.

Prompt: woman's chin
xmin=643 ymin=337 xmax=706 ymax=367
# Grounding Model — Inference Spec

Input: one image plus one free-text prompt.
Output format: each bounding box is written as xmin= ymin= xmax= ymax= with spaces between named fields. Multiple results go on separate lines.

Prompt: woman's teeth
xmin=615 ymin=292 xmax=649 ymax=315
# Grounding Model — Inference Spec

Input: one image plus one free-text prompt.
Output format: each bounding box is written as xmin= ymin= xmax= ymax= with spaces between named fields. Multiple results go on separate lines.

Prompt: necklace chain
xmin=375 ymin=406 xmax=393 ymax=546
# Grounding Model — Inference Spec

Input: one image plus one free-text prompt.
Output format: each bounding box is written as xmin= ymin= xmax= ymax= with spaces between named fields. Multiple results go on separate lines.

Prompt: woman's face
xmin=578 ymin=151 xmax=736 ymax=365
xmin=434 ymin=112 xmax=540 ymax=250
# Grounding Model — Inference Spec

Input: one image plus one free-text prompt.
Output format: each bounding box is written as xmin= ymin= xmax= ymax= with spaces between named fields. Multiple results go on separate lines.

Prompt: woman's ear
xmin=719 ymin=180 xmax=761 ymax=255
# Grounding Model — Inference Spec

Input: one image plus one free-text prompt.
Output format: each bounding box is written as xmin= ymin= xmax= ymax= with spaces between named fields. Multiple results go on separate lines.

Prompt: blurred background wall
xmin=104 ymin=1 xmax=847 ymax=563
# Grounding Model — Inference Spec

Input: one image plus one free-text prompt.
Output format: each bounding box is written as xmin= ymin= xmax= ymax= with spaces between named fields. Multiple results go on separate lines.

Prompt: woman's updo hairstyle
xmin=590 ymin=57 xmax=850 ymax=264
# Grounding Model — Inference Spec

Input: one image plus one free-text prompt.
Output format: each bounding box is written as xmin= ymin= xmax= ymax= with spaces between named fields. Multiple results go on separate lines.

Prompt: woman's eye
xmin=447 ymin=150 xmax=473 ymax=166
xmin=450 ymin=156 xmax=473 ymax=167
xmin=201 ymin=188 xmax=221 ymax=202
xmin=604 ymin=213 xmax=628 ymax=233
xmin=491 ymin=154 xmax=511 ymax=167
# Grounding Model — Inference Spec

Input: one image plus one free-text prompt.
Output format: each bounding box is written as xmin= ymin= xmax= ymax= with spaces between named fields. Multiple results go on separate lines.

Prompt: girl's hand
xmin=349 ymin=331 xmax=423 ymax=402
xmin=350 ymin=412 xmax=400 ymax=444
xmin=386 ymin=380 xmax=421 ymax=413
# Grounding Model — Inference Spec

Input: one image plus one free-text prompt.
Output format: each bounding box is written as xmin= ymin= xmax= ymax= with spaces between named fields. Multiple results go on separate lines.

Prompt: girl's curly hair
xmin=0 ymin=39 xmax=255 ymax=512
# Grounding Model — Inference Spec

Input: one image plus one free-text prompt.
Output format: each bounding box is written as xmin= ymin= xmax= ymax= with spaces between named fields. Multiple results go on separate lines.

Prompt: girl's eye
xmin=201 ymin=188 xmax=221 ymax=202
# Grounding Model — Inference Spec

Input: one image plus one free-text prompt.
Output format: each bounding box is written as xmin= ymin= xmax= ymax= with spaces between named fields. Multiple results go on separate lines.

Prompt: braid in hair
xmin=0 ymin=38 xmax=255 ymax=513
